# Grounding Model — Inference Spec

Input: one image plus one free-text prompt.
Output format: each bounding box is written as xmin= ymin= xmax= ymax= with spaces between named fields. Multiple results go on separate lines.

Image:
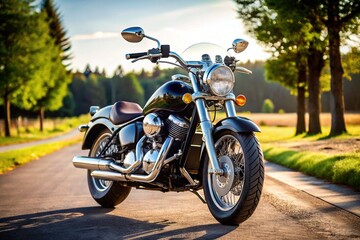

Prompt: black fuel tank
xmin=143 ymin=80 xmax=194 ymax=116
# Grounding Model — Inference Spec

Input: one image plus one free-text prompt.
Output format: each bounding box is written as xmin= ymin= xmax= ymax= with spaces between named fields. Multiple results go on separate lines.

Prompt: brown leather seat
xmin=110 ymin=101 xmax=143 ymax=125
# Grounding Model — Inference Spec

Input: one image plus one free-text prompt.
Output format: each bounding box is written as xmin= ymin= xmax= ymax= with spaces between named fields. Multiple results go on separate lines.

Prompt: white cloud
xmin=72 ymin=31 xmax=122 ymax=41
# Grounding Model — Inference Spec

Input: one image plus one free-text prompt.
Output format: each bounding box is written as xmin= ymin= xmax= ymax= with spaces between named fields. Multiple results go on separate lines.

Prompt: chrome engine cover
xmin=123 ymin=151 xmax=136 ymax=168
xmin=142 ymin=149 xmax=160 ymax=174
xmin=143 ymin=113 xmax=163 ymax=138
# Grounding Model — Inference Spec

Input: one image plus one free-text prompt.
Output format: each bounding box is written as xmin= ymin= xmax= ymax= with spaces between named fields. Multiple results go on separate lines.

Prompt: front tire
xmin=87 ymin=129 xmax=131 ymax=208
xmin=203 ymin=131 xmax=264 ymax=225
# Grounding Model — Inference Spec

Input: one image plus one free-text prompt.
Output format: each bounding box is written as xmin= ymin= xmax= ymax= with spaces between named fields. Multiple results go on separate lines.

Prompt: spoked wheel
xmin=87 ymin=129 xmax=131 ymax=208
xmin=203 ymin=131 xmax=264 ymax=225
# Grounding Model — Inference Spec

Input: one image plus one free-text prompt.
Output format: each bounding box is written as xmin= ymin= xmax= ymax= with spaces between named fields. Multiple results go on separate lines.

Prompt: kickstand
xmin=190 ymin=189 xmax=206 ymax=204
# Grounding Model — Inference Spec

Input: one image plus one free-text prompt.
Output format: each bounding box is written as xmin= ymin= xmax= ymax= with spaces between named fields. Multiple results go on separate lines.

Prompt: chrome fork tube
xmin=189 ymin=71 xmax=223 ymax=175
xmin=225 ymin=94 xmax=237 ymax=117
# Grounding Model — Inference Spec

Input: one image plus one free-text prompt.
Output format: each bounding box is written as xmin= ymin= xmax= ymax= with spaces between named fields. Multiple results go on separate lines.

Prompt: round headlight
xmin=203 ymin=64 xmax=235 ymax=96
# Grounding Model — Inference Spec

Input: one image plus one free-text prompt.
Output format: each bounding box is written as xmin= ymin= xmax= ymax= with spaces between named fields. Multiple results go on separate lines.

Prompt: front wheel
xmin=87 ymin=129 xmax=131 ymax=208
xmin=203 ymin=131 xmax=264 ymax=225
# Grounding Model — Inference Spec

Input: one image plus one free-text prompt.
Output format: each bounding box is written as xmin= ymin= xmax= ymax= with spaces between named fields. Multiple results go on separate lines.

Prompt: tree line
xmin=45 ymin=60 xmax=360 ymax=118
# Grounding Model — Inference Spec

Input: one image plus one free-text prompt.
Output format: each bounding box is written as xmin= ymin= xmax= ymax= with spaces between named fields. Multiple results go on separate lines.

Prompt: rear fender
xmin=81 ymin=118 xmax=116 ymax=150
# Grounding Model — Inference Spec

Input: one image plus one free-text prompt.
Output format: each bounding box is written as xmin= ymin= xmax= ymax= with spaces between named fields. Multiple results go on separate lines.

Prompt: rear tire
xmin=87 ymin=129 xmax=131 ymax=208
xmin=203 ymin=131 xmax=264 ymax=225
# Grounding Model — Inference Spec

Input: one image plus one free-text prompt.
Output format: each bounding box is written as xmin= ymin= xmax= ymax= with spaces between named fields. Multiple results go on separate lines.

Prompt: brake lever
xmin=131 ymin=55 xmax=149 ymax=63
xmin=235 ymin=66 xmax=252 ymax=74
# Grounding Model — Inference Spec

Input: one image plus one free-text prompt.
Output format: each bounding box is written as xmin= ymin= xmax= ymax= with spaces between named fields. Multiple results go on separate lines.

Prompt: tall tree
xmin=302 ymin=0 xmax=360 ymax=135
xmin=41 ymin=0 xmax=71 ymax=65
xmin=236 ymin=0 xmax=327 ymax=134
xmin=0 ymin=0 xmax=52 ymax=136
xmin=36 ymin=0 xmax=71 ymax=131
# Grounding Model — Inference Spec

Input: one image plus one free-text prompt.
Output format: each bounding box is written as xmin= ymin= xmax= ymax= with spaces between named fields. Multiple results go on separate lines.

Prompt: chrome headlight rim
xmin=203 ymin=64 xmax=235 ymax=96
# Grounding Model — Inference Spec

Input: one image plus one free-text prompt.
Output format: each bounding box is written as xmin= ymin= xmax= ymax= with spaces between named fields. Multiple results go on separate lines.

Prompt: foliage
xmin=261 ymin=98 xmax=274 ymax=113
xmin=0 ymin=0 xmax=59 ymax=136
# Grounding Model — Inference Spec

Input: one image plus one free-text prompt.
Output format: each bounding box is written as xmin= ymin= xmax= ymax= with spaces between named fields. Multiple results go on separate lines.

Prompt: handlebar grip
xmin=125 ymin=52 xmax=148 ymax=60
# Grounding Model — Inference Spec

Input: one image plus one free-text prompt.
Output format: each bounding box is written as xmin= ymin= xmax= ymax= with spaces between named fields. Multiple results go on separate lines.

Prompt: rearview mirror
xmin=232 ymin=39 xmax=248 ymax=53
xmin=121 ymin=26 xmax=145 ymax=43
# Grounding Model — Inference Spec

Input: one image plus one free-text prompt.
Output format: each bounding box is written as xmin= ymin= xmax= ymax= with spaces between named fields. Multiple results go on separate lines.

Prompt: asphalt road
xmin=0 ymin=144 xmax=359 ymax=240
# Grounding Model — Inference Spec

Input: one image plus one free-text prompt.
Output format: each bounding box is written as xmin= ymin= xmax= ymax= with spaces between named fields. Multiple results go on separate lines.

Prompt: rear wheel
xmin=87 ymin=129 xmax=131 ymax=207
xmin=203 ymin=131 xmax=264 ymax=225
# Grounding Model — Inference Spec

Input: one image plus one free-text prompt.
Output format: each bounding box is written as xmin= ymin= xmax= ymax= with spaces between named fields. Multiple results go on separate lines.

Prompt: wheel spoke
xmin=208 ymin=134 xmax=245 ymax=211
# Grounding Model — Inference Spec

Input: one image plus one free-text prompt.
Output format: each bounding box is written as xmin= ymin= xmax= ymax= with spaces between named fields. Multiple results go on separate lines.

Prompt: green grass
xmin=258 ymin=125 xmax=360 ymax=191
xmin=0 ymin=136 xmax=82 ymax=174
xmin=0 ymin=115 xmax=89 ymax=146
xmin=262 ymin=145 xmax=360 ymax=191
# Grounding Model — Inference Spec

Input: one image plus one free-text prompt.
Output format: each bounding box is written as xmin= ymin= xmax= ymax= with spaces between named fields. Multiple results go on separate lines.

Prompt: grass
xmin=0 ymin=115 xmax=89 ymax=146
xmin=257 ymin=124 xmax=360 ymax=191
xmin=0 ymin=135 xmax=82 ymax=174
xmin=262 ymin=145 xmax=360 ymax=191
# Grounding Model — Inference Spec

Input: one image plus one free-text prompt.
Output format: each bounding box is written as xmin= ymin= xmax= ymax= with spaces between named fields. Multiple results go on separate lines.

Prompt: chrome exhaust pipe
xmin=73 ymin=136 xmax=146 ymax=173
xmin=91 ymin=137 xmax=174 ymax=183
xmin=73 ymin=156 xmax=111 ymax=170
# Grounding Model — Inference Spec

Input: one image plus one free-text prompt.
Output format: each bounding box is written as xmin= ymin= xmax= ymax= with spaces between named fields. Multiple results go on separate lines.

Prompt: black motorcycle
xmin=73 ymin=27 xmax=264 ymax=225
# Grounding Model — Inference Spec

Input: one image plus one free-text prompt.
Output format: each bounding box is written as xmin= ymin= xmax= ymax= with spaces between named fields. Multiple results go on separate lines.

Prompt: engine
xmin=140 ymin=113 xmax=189 ymax=174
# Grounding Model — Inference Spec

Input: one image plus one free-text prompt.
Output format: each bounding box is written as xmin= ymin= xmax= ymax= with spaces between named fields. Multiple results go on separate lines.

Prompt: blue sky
xmin=54 ymin=0 xmax=269 ymax=75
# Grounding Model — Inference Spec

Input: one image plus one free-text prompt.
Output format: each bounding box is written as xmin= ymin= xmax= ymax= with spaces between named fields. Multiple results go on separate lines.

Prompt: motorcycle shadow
xmin=0 ymin=206 xmax=237 ymax=239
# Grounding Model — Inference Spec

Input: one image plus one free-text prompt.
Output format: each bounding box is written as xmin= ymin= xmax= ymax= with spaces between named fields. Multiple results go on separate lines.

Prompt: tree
xmin=262 ymin=99 xmax=274 ymax=113
xmin=303 ymin=0 xmax=360 ymax=135
xmin=235 ymin=0 xmax=327 ymax=135
xmin=0 ymin=0 xmax=53 ymax=136
xmin=36 ymin=0 xmax=71 ymax=131
xmin=265 ymin=53 xmax=307 ymax=134
xmin=41 ymin=0 xmax=71 ymax=65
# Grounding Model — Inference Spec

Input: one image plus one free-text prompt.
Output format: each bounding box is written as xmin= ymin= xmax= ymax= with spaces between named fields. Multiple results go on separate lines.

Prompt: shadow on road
xmin=0 ymin=207 xmax=236 ymax=239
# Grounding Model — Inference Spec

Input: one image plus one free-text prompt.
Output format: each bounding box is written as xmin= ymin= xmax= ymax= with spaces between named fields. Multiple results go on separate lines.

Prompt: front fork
xmin=189 ymin=71 xmax=237 ymax=176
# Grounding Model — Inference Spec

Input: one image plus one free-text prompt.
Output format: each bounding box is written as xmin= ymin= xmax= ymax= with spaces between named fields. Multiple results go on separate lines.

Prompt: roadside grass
xmin=0 ymin=135 xmax=82 ymax=174
xmin=257 ymin=125 xmax=360 ymax=191
xmin=0 ymin=115 xmax=89 ymax=146
xmin=262 ymin=145 xmax=360 ymax=191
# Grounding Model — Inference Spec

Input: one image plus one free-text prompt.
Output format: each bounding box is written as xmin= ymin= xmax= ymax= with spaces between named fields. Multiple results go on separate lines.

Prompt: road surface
xmin=0 ymin=144 xmax=359 ymax=239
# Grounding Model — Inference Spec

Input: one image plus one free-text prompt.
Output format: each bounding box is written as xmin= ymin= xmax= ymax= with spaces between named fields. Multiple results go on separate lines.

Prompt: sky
xmin=54 ymin=0 xmax=270 ymax=75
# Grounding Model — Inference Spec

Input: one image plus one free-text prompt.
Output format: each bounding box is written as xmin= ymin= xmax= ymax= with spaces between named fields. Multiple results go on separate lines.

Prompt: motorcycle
xmin=73 ymin=26 xmax=264 ymax=225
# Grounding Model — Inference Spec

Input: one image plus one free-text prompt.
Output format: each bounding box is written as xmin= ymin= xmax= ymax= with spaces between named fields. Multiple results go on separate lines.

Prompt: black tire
xmin=87 ymin=129 xmax=131 ymax=208
xmin=202 ymin=131 xmax=264 ymax=225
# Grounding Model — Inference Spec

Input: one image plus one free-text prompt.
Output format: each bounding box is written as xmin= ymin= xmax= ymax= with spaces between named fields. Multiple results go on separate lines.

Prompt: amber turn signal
xmin=182 ymin=93 xmax=193 ymax=104
xmin=235 ymin=94 xmax=246 ymax=106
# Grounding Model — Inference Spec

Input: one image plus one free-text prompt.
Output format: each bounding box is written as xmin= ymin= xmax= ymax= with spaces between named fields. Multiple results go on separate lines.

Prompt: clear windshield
xmin=182 ymin=42 xmax=230 ymax=63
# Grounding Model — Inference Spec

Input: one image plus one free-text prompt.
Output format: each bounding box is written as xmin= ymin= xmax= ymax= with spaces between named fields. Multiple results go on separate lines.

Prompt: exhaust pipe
xmin=75 ymin=137 xmax=174 ymax=184
xmin=73 ymin=136 xmax=146 ymax=173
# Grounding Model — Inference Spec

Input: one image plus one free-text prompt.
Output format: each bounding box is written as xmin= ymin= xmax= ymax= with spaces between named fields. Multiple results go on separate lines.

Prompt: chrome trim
xmin=78 ymin=124 xmax=89 ymax=132
xmin=191 ymin=92 xmax=236 ymax=102
xmin=195 ymin=98 xmax=223 ymax=175
xmin=171 ymin=74 xmax=190 ymax=82
xmin=74 ymin=135 xmax=146 ymax=174
xmin=189 ymin=71 xmax=223 ymax=175
xmin=235 ymin=66 xmax=252 ymax=74
xmin=89 ymin=106 xmax=100 ymax=116
xmin=91 ymin=137 xmax=174 ymax=183
xmin=225 ymin=100 xmax=237 ymax=117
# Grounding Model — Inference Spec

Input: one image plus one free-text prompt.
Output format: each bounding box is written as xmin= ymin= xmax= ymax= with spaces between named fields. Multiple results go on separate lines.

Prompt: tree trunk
xmin=39 ymin=107 xmax=45 ymax=132
xmin=296 ymin=63 xmax=306 ymax=135
xmin=3 ymin=95 xmax=11 ymax=137
xmin=328 ymin=29 xmax=347 ymax=135
xmin=307 ymin=48 xmax=324 ymax=135
xmin=328 ymin=0 xmax=347 ymax=135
